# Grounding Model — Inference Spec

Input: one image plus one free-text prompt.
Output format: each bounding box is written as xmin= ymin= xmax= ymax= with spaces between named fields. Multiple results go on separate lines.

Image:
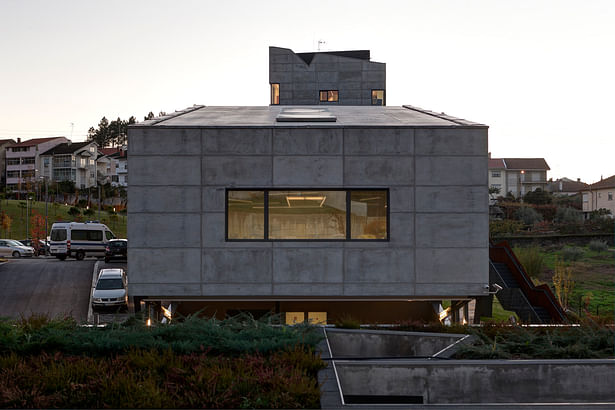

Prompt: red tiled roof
xmin=99 ymin=147 xmax=120 ymax=156
xmin=588 ymin=175 xmax=615 ymax=190
xmin=0 ymin=139 xmax=16 ymax=145
xmin=488 ymin=159 xmax=506 ymax=169
xmin=8 ymin=137 xmax=64 ymax=147
xmin=503 ymin=158 xmax=550 ymax=171
xmin=558 ymin=180 xmax=589 ymax=192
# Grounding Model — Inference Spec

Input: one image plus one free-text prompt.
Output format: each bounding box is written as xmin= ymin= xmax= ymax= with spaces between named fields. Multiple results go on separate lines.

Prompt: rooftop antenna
xmin=70 ymin=122 xmax=74 ymax=140
xmin=318 ymin=40 xmax=326 ymax=51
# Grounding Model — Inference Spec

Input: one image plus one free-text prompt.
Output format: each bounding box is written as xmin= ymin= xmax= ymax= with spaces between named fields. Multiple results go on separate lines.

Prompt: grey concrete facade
xmin=269 ymin=46 xmax=385 ymax=106
xmin=128 ymin=105 xmax=488 ymax=306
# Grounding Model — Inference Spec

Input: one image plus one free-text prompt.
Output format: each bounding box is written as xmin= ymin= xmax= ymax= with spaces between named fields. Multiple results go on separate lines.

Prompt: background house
xmin=38 ymin=141 xmax=99 ymax=189
xmin=488 ymin=155 xmax=550 ymax=198
xmin=269 ymin=46 xmax=386 ymax=106
xmin=546 ymin=177 xmax=589 ymax=196
xmin=582 ymin=175 xmax=615 ymax=217
xmin=6 ymin=137 xmax=68 ymax=193
xmin=0 ymin=139 xmax=16 ymax=187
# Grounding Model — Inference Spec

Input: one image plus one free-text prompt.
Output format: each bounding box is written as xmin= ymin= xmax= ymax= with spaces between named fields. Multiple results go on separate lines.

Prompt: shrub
xmin=588 ymin=240 xmax=608 ymax=253
xmin=514 ymin=206 xmax=543 ymax=225
xmin=489 ymin=219 xmax=524 ymax=236
xmin=334 ymin=315 xmax=361 ymax=329
xmin=67 ymin=207 xmax=81 ymax=217
xmin=555 ymin=207 xmax=583 ymax=224
xmin=513 ymin=246 xmax=545 ymax=277
xmin=552 ymin=260 xmax=575 ymax=309
xmin=560 ymin=246 xmax=584 ymax=261
xmin=83 ymin=208 xmax=95 ymax=217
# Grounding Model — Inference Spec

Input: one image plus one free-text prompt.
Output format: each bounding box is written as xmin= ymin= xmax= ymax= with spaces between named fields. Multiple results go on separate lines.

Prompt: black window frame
xmin=319 ymin=90 xmax=339 ymax=103
xmin=225 ymin=188 xmax=389 ymax=242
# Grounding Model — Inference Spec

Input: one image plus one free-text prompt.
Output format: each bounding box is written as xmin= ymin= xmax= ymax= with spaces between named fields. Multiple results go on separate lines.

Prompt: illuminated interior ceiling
xmin=285 ymin=196 xmax=326 ymax=207
xmin=276 ymin=108 xmax=337 ymax=122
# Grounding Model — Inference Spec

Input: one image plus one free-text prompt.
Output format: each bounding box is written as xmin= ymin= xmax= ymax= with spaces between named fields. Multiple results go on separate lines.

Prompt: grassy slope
xmin=532 ymin=245 xmax=614 ymax=319
xmin=0 ymin=199 xmax=127 ymax=239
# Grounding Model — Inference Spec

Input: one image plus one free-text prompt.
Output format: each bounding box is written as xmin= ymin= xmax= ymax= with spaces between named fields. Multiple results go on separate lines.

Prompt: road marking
xmin=87 ymin=260 xmax=100 ymax=324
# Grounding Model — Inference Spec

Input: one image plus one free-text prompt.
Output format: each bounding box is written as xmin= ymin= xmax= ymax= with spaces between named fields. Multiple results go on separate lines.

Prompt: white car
xmin=92 ymin=268 xmax=128 ymax=311
xmin=0 ymin=239 xmax=35 ymax=258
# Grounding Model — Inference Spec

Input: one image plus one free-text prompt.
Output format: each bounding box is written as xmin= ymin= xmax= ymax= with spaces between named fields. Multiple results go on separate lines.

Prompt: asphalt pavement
xmin=0 ymin=257 xmax=95 ymax=322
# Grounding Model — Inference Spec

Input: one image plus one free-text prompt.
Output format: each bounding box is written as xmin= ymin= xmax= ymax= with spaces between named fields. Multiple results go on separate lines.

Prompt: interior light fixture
xmin=286 ymin=196 xmax=326 ymax=207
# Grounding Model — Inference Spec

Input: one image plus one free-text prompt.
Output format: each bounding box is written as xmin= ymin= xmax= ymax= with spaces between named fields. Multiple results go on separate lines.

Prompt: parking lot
xmin=91 ymin=259 xmax=129 ymax=325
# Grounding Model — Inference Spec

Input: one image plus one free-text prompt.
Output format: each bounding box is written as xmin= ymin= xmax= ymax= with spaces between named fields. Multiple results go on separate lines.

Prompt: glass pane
xmin=319 ymin=91 xmax=328 ymax=102
xmin=328 ymin=90 xmax=338 ymax=102
xmin=350 ymin=191 xmax=387 ymax=239
xmin=371 ymin=90 xmax=384 ymax=105
xmin=269 ymin=191 xmax=346 ymax=239
xmin=270 ymin=83 xmax=279 ymax=105
xmin=227 ymin=191 xmax=265 ymax=239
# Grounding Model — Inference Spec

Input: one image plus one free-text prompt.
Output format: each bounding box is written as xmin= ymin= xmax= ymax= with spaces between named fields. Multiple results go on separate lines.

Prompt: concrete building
xmin=0 ymin=139 xmax=16 ymax=187
xmin=39 ymin=141 xmax=99 ymax=189
xmin=488 ymin=156 xmax=550 ymax=198
xmin=6 ymin=137 xmax=68 ymax=193
xmin=128 ymin=105 xmax=489 ymax=323
xmin=269 ymin=46 xmax=385 ymax=106
xmin=582 ymin=175 xmax=615 ymax=216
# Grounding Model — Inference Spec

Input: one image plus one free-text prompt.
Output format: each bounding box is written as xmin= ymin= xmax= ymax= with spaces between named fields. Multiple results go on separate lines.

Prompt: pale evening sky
xmin=0 ymin=0 xmax=613 ymax=184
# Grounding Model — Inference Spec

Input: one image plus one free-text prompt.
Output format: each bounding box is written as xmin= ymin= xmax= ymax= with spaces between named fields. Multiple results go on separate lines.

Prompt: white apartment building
xmin=6 ymin=137 xmax=68 ymax=192
xmin=582 ymin=175 xmax=615 ymax=216
xmin=488 ymin=156 xmax=550 ymax=198
xmin=39 ymin=141 xmax=99 ymax=189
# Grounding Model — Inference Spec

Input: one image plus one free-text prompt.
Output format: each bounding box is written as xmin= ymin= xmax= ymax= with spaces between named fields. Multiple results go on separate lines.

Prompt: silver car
xmin=92 ymin=268 xmax=128 ymax=311
xmin=0 ymin=239 xmax=35 ymax=258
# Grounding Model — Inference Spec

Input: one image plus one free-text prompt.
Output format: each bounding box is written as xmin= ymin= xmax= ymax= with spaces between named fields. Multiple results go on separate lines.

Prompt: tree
xmin=30 ymin=211 xmax=46 ymax=254
xmin=68 ymin=207 xmax=81 ymax=218
xmin=488 ymin=186 xmax=501 ymax=200
xmin=523 ymin=188 xmax=552 ymax=205
xmin=514 ymin=206 xmax=543 ymax=226
xmin=0 ymin=211 xmax=11 ymax=237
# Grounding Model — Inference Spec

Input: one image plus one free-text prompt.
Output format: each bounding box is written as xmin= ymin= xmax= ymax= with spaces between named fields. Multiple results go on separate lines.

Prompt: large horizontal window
xmin=226 ymin=189 xmax=388 ymax=241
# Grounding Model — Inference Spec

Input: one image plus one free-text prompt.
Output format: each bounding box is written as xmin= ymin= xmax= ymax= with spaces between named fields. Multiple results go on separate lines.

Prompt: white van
xmin=49 ymin=222 xmax=116 ymax=260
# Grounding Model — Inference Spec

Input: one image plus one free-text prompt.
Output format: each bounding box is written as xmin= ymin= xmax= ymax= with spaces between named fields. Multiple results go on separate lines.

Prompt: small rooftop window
xmin=319 ymin=90 xmax=338 ymax=103
xmin=276 ymin=108 xmax=336 ymax=122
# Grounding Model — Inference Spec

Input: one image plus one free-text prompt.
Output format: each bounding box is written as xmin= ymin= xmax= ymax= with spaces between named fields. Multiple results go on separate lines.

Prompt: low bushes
xmin=0 ymin=315 xmax=325 ymax=408
xmin=0 ymin=348 xmax=323 ymax=408
xmin=513 ymin=246 xmax=545 ymax=277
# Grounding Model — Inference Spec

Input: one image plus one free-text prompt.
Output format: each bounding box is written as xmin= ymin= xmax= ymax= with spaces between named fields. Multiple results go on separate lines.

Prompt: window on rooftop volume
xmin=270 ymin=83 xmax=280 ymax=105
xmin=226 ymin=189 xmax=389 ymax=241
xmin=371 ymin=90 xmax=385 ymax=106
xmin=319 ymin=90 xmax=339 ymax=102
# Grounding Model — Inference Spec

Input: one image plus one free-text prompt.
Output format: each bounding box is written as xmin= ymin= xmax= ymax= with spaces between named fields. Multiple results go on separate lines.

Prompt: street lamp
xmin=39 ymin=176 xmax=48 ymax=244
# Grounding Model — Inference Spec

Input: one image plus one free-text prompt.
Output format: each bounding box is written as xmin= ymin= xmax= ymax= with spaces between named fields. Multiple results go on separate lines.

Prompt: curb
xmin=87 ymin=260 xmax=100 ymax=324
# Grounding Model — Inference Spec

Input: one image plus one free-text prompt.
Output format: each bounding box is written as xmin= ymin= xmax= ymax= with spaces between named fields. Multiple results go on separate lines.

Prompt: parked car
xmin=19 ymin=239 xmax=49 ymax=256
xmin=104 ymin=239 xmax=127 ymax=263
xmin=92 ymin=268 xmax=128 ymax=311
xmin=0 ymin=239 xmax=35 ymax=258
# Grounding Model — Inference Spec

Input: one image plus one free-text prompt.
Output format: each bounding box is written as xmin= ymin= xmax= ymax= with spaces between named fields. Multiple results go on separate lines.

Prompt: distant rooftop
xmin=135 ymin=105 xmax=486 ymax=128
xmin=489 ymin=158 xmax=550 ymax=171
xmin=587 ymin=175 xmax=615 ymax=190
xmin=9 ymin=137 xmax=64 ymax=147
xmin=40 ymin=141 xmax=93 ymax=156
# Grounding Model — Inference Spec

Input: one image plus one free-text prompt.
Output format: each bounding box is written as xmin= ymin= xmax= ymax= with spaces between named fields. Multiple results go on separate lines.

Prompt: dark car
xmin=19 ymin=239 xmax=49 ymax=256
xmin=104 ymin=239 xmax=127 ymax=263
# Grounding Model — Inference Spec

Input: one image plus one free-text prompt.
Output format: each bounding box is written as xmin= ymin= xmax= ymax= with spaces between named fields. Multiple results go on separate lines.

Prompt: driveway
xmin=0 ymin=257 xmax=95 ymax=322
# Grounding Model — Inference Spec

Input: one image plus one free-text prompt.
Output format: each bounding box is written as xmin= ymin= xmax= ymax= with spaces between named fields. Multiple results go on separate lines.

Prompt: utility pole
xmin=44 ymin=178 xmax=48 ymax=243
xmin=98 ymin=184 xmax=101 ymax=222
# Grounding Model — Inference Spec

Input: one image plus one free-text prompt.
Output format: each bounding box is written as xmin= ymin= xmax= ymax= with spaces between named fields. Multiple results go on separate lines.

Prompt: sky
xmin=0 ymin=0 xmax=613 ymax=183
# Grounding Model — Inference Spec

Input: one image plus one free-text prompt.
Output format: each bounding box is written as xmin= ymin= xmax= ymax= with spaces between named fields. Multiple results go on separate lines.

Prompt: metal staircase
xmin=490 ymin=241 xmax=567 ymax=324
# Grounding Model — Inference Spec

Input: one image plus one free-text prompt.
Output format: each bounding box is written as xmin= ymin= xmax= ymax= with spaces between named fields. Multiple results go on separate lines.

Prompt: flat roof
xmin=134 ymin=105 xmax=487 ymax=128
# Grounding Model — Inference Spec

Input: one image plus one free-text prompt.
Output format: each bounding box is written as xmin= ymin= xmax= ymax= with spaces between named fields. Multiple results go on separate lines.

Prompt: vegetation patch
xmin=0 ymin=315 xmax=325 ymax=408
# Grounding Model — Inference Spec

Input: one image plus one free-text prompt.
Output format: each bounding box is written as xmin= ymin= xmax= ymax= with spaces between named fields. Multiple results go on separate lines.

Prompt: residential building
xmin=488 ymin=155 xmax=550 ymax=198
xmin=546 ymin=177 xmax=589 ymax=196
xmin=6 ymin=137 xmax=68 ymax=192
xmin=269 ymin=46 xmax=386 ymax=106
xmin=0 ymin=139 xmax=16 ymax=187
xmin=128 ymin=104 xmax=488 ymax=324
xmin=39 ymin=141 xmax=99 ymax=189
xmin=582 ymin=175 xmax=615 ymax=216
xmin=107 ymin=147 xmax=127 ymax=186
xmin=97 ymin=147 xmax=120 ymax=185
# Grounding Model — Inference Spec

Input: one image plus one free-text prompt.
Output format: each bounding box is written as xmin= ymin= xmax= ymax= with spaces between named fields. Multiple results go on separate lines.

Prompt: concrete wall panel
xmin=130 ymin=186 xmax=201 ymax=213
xmin=415 ymin=128 xmax=487 ymax=156
xmin=202 ymin=249 xmax=272 ymax=283
xmin=129 ymin=213 xmax=200 ymax=248
xmin=202 ymin=283 xmax=273 ymax=296
xmin=273 ymin=249 xmax=343 ymax=282
xmin=203 ymin=156 xmax=272 ymax=185
xmin=130 ymin=128 xmax=200 ymax=155
xmin=203 ymin=186 xmax=226 ymax=212
xmin=130 ymin=156 xmax=201 ymax=185
xmin=129 ymin=248 xmax=201 ymax=283
xmin=274 ymin=156 xmax=342 ymax=185
xmin=344 ymin=128 xmax=413 ymax=155
xmin=130 ymin=283 xmax=201 ymax=296
xmin=415 ymin=248 xmax=488 ymax=284
xmin=343 ymin=283 xmax=415 ymax=296
xmin=273 ymin=128 xmax=342 ymax=155
xmin=344 ymin=156 xmax=413 ymax=185
xmin=390 ymin=187 xmax=414 ymax=212
xmin=273 ymin=283 xmax=344 ymax=296
xmin=415 ymin=214 xmax=487 ymax=248
xmin=345 ymin=249 xmax=413 ymax=283
xmin=415 ymin=156 xmax=486 ymax=186
xmin=203 ymin=129 xmax=271 ymax=155
xmin=416 ymin=186 xmax=488 ymax=213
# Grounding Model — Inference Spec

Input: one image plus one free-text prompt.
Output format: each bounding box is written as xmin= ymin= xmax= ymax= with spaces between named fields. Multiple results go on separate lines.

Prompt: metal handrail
xmin=490 ymin=259 xmax=541 ymax=322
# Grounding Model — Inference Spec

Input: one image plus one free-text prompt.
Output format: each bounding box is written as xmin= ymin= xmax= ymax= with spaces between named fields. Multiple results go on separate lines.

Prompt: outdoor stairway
xmin=489 ymin=241 xmax=567 ymax=324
